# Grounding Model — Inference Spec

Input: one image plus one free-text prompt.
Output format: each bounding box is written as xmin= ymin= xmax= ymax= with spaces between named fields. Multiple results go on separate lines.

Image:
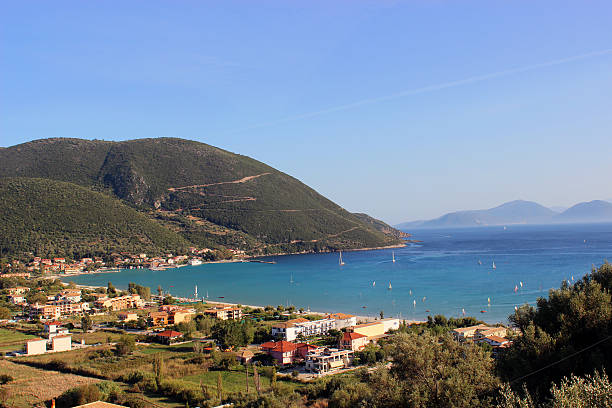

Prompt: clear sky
xmin=2 ymin=1 xmax=611 ymax=224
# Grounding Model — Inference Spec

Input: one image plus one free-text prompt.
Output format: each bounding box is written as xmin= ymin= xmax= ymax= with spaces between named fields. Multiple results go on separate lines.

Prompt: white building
xmin=327 ymin=313 xmax=357 ymax=330
xmin=26 ymin=338 xmax=47 ymax=355
xmin=305 ymin=348 xmax=354 ymax=374
xmin=272 ymin=318 xmax=336 ymax=341
xmin=380 ymin=318 xmax=401 ymax=332
xmin=52 ymin=335 xmax=72 ymax=352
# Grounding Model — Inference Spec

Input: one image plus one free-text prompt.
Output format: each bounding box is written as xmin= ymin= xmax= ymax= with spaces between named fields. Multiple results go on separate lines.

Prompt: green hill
xmin=0 ymin=177 xmax=190 ymax=259
xmin=0 ymin=138 xmax=402 ymax=256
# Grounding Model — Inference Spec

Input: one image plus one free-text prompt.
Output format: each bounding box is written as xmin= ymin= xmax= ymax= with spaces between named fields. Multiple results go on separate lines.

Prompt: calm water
xmin=65 ymin=223 xmax=612 ymax=324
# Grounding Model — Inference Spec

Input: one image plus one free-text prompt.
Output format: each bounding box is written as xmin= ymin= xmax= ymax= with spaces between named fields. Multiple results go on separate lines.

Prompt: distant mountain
xmin=396 ymin=200 xmax=557 ymax=229
xmin=556 ymin=200 xmax=612 ymax=223
xmin=398 ymin=199 xmax=612 ymax=229
xmin=0 ymin=138 xmax=401 ymax=258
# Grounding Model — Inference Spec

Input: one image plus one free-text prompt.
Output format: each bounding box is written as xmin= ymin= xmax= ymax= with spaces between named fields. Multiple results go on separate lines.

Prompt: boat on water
xmin=372 ymin=281 xmax=376 ymax=287
xmin=189 ymin=259 xmax=203 ymax=266
xmin=492 ymin=261 xmax=496 ymax=270
xmin=478 ymin=260 xmax=482 ymax=265
xmin=480 ymin=310 xmax=487 ymax=313
xmin=392 ymin=251 xmax=396 ymax=263
xmin=339 ymin=251 xmax=345 ymax=266
xmin=388 ymin=282 xmax=392 ymax=290
xmin=290 ymin=274 xmax=294 ymax=284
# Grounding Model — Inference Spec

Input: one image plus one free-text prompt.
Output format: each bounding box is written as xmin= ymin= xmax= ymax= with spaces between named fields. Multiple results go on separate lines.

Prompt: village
xmin=0 ymin=256 xmax=516 ymax=407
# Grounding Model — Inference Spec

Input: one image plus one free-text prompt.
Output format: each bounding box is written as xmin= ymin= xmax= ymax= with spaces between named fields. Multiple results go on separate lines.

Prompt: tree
xmin=157 ymin=285 xmax=163 ymax=296
xmin=212 ymin=320 xmax=254 ymax=349
xmin=379 ymin=332 xmax=499 ymax=407
xmin=217 ymin=372 xmax=223 ymax=401
xmin=115 ymin=335 xmax=135 ymax=356
xmin=0 ymin=306 xmax=11 ymax=319
xmin=498 ymin=263 xmax=612 ymax=398
xmin=107 ymin=281 xmax=116 ymax=296
xmin=379 ymin=310 xmax=384 ymax=319
xmin=81 ymin=315 xmax=93 ymax=332
xmin=154 ymin=354 xmax=164 ymax=386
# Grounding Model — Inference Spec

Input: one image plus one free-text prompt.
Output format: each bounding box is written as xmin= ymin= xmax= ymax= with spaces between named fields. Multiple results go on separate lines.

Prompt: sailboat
xmin=290 ymin=274 xmax=294 ymax=284
xmin=392 ymin=252 xmax=396 ymax=263
xmin=492 ymin=261 xmax=496 ymax=270
xmin=194 ymin=285 xmax=198 ymax=299
xmin=388 ymin=282 xmax=392 ymax=290
xmin=372 ymin=281 xmax=376 ymax=287
xmin=478 ymin=260 xmax=482 ymax=265
xmin=339 ymin=251 xmax=345 ymax=266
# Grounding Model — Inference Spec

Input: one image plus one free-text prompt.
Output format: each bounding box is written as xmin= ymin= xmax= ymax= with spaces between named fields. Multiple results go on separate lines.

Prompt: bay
xmin=64 ymin=223 xmax=612 ymax=324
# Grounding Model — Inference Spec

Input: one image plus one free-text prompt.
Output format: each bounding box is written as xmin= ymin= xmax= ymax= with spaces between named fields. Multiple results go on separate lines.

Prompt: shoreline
xmin=53 ymin=243 xmax=410 ymax=278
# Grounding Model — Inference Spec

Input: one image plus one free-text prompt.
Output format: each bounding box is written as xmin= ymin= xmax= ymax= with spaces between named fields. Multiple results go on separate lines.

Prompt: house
xmin=73 ymin=401 xmax=128 ymax=408
xmin=452 ymin=325 xmax=507 ymax=342
xmin=148 ymin=311 xmax=169 ymax=326
xmin=237 ymin=349 xmax=254 ymax=364
xmin=52 ymin=335 xmax=72 ymax=352
xmin=154 ymin=330 xmax=183 ymax=344
xmin=204 ymin=306 xmax=242 ymax=320
xmin=327 ymin=313 xmax=357 ymax=329
xmin=259 ymin=341 xmax=317 ymax=365
xmin=56 ymin=289 xmax=82 ymax=303
xmin=478 ymin=335 xmax=511 ymax=347
xmin=346 ymin=322 xmax=385 ymax=338
xmin=29 ymin=304 xmax=61 ymax=320
xmin=380 ymin=318 xmax=401 ymax=332
xmin=7 ymin=287 xmax=30 ymax=296
xmin=8 ymin=295 xmax=26 ymax=304
xmin=26 ymin=338 xmax=47 ymax=355
xmin=271 ymin=318 xmax=336 ymax=341
xmin=168 ymin=308 xmax=194 ymax=325
xmin=94 ymin=294 xmax=143 ymax=311
xmin=118 ymin=312 xmax=138 ymax=322
xmin=339 ymin=331 xmax=369 ymax=351
xmin=451 ymin=324 xmax=490 ymax=341
xmin=305 ymin=348 xmax=354 ymax=374
xmin=473 ymin=327 xmax=508 ymax=341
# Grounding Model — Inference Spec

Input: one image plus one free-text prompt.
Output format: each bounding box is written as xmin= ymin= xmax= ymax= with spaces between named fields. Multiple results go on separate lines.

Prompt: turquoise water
xmin=65 ymin=223 xmax=612 ymax=324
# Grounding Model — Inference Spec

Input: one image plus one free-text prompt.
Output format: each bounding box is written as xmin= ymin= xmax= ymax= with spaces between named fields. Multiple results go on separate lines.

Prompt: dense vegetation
xmin=0 ymin=178 xmax=189 ymax=259
xmin=0 ymin=137 xmax=402 ymax=258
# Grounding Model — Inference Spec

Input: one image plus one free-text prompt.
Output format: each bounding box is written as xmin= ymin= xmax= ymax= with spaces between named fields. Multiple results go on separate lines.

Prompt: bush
xmin=0 ymin=374 xmax=13 ymax=384
xmin=55 ymin=384 xmax=101 ymax=408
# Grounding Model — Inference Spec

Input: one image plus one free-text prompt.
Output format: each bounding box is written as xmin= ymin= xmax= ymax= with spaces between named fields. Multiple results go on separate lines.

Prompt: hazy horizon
xmin=2 ymin=1 xmax=612 ymax=224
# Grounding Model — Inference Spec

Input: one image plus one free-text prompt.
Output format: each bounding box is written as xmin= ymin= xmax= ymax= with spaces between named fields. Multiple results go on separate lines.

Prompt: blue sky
xmin=2 ymin=1 xmax=611 ymax=224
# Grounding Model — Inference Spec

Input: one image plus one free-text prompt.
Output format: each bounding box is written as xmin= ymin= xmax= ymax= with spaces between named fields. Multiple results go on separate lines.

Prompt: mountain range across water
xmin=397 ymin=199 xmax=612 ymax=229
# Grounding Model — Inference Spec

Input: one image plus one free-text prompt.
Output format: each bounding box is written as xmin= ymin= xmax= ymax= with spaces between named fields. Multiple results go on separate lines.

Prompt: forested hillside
xmin=0 ymin=138 xmax=402 ymax=257
xmin=0 ymin=178 xmax=190 ymax=259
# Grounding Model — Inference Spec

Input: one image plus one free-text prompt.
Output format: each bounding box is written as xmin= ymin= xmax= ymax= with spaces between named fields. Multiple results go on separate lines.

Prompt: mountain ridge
xmin=397 ymin=199 xmax=612 ymax=229
xmin=0 ymin=137 xmax=403 ymax=258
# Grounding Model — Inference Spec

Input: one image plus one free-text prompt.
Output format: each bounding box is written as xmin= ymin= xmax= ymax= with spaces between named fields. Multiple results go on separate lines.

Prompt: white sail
xmin=392 ymin=251 xmax=396 ymax=263
xmin=339 ymin=251 xmax=345 ymax=266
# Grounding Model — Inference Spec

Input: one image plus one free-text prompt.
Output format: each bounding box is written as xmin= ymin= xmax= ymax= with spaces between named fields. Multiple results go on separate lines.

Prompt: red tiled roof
xmin=485 ymin=335 xmax=509 ymax=343
xmin=343 ymin=332 xmax=366 ymax=341
xmin=45 ymin=321 xmax=62 ymax=326
xmin=156 ymin=330 xmax=182 ymax=338
xmin=260 ymin=341 xmax=298 ymax=353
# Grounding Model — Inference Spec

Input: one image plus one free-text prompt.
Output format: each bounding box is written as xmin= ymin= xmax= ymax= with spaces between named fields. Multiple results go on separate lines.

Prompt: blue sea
xmin=64 ymin=223 xmax=612 ymax=324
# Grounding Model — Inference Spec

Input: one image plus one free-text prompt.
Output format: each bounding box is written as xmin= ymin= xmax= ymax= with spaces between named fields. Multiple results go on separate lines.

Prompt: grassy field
xmin=0 ymin=328 xmax=37 ymax=353
xmin=70 ymin=329 xmax=126 ymax=345
xmin=182 ymin=366 xmax=303 ymax=395
xmin=0 ymin=359 xmax=99 ymax=408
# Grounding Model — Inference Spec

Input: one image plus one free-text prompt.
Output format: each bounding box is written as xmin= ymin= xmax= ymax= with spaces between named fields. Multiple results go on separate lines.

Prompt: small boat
xmin=372 ymin=281 xmax=376 ymax=287
xmin=462 ymin=308 xmax=466 ymax=316
xmin=409 ymin=290 xmax=412 ymax=295
xmin=388 ymin=282 xmax=392 ymax=290
xmin=514 ymin=285 xmax=518 ymax=293
xmin=422 ymin=296 xmax=426 ymax=302
xmin=492 ymin=261 xmax=496 ymax=270
xmin=487 ymin=297 xmax=491 ymax=304
xmin=362 ymin=306 xmax=367 ymax=309
xmin=480 ymin=310 xmax=487 ymax=313
xmin=425 ymin=309 xmax=430 ymax=312
xmin=290 ymin=274 xmax=294 ymax=284
xmin=218 ymin=296 xmax=225 ymax=298
xmin=514 ymin=306 xmax=518 ymax=311
xmin=519 ymin=281 xmax=523 ymax=288
xmin=392 ymin=251 xmax=396 ymax=263
xmin=413 ymin=300 xmax=416 ymax=307
xmin=478 ymin=260 xmax=482 ymax=265
xmin=339 ymin=251 xmax=345 ymax=266
xmin=503 ymin=226 xmax=507 ymax=230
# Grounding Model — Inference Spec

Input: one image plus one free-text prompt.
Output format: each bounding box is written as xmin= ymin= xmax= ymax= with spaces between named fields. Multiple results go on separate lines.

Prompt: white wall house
xmin=272 ymin=318 xmax=336 ymax=341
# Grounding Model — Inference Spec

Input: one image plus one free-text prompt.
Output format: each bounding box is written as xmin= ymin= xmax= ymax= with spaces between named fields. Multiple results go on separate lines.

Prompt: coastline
xmin=53 ymin=243 xmax=410 ymax=278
